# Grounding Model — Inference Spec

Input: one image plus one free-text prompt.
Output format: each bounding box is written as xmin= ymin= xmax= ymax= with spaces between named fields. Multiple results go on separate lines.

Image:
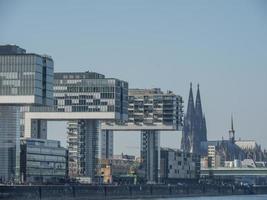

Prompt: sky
xmin=1 ymin=0 xmax=267 ymax=156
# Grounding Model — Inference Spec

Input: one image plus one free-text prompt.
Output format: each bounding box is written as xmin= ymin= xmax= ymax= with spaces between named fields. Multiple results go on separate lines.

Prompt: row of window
xmin=56 ymin=105 xmax=115 ymax=112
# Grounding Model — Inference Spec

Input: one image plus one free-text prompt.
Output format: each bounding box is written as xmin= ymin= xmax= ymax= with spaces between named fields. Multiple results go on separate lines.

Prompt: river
xmin=132 ymin=195 xmax=267 ymax=200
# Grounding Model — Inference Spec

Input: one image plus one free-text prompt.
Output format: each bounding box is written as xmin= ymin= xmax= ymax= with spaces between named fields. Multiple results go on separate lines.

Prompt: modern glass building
xmin=54 ymin=72 xmax=128 ymax=121
xmin=0 ymin=45 xmax=54 ymax=182
xmin=100 ymin=88 xmax=184 ymax=183
xmin=0 ymin=106 xmax=20 ymax=182
xmin=20 ymin=138 xmax=67 ymax=183
xmin=0 ymin=45 xmax=54 ymax=105
xmin=53 ymin=72 xmax=128 ymax=180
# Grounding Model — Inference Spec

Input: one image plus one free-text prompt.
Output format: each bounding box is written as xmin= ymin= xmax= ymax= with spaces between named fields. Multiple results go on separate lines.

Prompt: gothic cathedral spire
xmin=229 ymin=114 xmax=235 ymax=143
xmin=195 ymin=84 xmax=203 ymax=117
xmin=181 ymin=83 xmax=207 ymax=154
xmin=186 ymin=82 xmax=195 ymax=119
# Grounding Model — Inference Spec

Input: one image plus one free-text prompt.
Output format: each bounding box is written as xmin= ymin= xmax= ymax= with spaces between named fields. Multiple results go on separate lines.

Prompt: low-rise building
xmin=207 ymin=145 xmax=225 ymax=168
xmin=160 ymin=148 xmax=200 ymax=183
xmin=98 ymin=154 xmax=139 ymax=184
xmin=20 ymin=138 xmax=67 ymax=183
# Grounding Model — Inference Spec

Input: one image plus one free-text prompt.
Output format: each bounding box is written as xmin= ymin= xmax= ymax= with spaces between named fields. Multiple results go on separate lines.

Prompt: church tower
xmin=195 ymin=84 xmax=207 ymax=142
xmin=181 ymin=83 xmax=207 ymax=154
xmin=229 ymin=114 xmax=235 ymax=143
xmin=181 ymin=83 xmax=195 ymax=152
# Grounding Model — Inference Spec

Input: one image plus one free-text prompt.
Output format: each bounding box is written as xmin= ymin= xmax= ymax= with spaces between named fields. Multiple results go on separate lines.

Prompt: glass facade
xmin=20 ymin=138 xmax=67 ymax=183
xmin=0 ymin=106 xmax=20 ymax=182
xmin=53 ymin=72 xmax=128 ymax=179
xmin=54 ymin=72 xmax=128 ymax=121
xmin=0 ymin=45 xmax=54 ymax=183
xmin=0 ymin=53 xmax=54 ymax=106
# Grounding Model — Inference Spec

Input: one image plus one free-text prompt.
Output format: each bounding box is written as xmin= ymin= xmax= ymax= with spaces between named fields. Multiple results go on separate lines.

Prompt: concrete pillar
xmin=0 ymin=106 xmax=20 ymax=182
xmin=83 ymin=120 xmax=99 ymax=179
xmin=100 ymin=130 xmax=113 ymax=160
xmin=67 ymin=120 xmax=99 ymax=181
xmin=30 ymin=119 xmax=47 ymax=139
xmin=141 ymin=130 xmax=160 ymax=183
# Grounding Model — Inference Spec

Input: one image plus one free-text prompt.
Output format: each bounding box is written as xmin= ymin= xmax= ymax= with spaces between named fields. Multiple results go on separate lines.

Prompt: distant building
xmin=20 ymin=138 xmax=67 ymax=183
xmin=0 ymin=45 xmax=53 ymax=182
xmin=128 ymin=88 xmax=183 ymax=128
xmin=99 ymin=154 xmax=138 ymax=184
xmin=206 ymin=145 xmax=225 ymax=168
xmin=201 ymin=116 xmax=266 ymax=166
xmin=111 ymin=154 xmax=136 ymax=177
xmin=0 ymin=45 xmax=53 ymax=106
xmin=160 ymin=148 xmax=200 ymax=183
xmin=181 ymin=84 xmax=207 ymax=154
xmin=53 ymin=72 xmax=128 ymax=179
xmin=128 ymin=88 xmax=183 ymax=183
xmin=201 ymin=140 xmax=245 ymax=165
xmin=235 ymin=140 xmax=264 ymax=161
xmin=100 ymin=164 xmax=112 ymax=184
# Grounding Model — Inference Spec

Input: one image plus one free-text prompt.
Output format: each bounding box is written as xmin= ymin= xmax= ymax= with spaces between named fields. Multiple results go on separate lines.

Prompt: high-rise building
xmin=0 ymin=45 xmax=53 ymax=106
xmin=128 ymin=88 xmax=183 ymax=128
xmin=129 ymin=88 xmax=183 ymax=183
xmin=53 ymin=72 xmax=128 ymax=179
xmin=0 ymin=45 xmax=54 ymax=182
xmin=53 ymin=72 xmax=128 ymax=119
xmin=181 ymin=83 xmax=207 ymax=154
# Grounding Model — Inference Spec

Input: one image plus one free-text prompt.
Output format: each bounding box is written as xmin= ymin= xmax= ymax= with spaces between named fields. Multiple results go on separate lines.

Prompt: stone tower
xmin=181 ymin=83 xmax=207 ymax=154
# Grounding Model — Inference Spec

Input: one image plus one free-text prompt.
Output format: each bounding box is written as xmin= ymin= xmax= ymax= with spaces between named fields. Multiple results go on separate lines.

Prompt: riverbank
xmin=1 ymin=184 xmax=267 ymax=199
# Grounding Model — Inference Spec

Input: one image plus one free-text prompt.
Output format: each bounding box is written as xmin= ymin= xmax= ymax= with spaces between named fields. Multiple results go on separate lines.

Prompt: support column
xmin=30 ymin=119 xmax=47 ymax=139
xmin=83 ymin=120 xmax=99 ymax=180
xmin=100 ymin=130 xmax=113 ymax=160
xmin=0 ymin=106 xmax=20 ymax=182
xmin=141 ymin=130 xmax=160 ymax=183
xmin=67 ymin=120 xmax=99 ymax=182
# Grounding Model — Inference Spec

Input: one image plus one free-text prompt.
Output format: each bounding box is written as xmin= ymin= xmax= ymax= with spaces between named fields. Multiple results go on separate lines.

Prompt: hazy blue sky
xmin=1 ymin=0 xmax=267 ymax=156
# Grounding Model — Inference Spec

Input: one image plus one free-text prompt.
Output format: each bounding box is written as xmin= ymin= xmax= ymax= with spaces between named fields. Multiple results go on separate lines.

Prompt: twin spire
xmin=181 ymin=83 xmax=207 ymax=153
xmin=187 ymin=83 xmax=204 ymax=118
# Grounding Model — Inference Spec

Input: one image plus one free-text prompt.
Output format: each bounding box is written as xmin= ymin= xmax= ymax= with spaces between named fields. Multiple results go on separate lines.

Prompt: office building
xmin=160 ymin=148 xmax=200 ymax=182
xmin=129 ymin=88 xmax=183 ymax=183
xmin=0 ymin=45 xmax=54 ymax=182
xmin=53 ymin=72 xmax=128 ymax=119
xmin=20 ymin=138 xmax=67 ymax=183
xmin=0 ymin=45 xmax=53 ymax=106
xmin=53 ymin=72 xmax=128 ymax=179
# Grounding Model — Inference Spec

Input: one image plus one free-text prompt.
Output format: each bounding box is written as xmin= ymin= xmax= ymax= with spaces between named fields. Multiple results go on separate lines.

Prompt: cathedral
xmin=181 ymin=83 xmax=207 ymax=154
xmin=181 ymin=83 xmax=266 ymax=163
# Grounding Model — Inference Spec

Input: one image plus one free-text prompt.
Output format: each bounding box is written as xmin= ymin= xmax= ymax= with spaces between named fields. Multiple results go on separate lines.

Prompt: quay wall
xmin=0 ymin=184 xmax=265 ymax=200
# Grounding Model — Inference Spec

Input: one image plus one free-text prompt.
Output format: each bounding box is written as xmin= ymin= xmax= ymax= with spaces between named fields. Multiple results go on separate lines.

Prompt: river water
xmin=133 ymin=195 xmax=267 ymax=200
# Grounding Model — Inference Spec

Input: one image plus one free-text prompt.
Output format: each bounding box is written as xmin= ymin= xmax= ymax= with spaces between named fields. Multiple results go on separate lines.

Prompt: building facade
xmin=53 ymin=72 xmax=128 ymax=120
xmin=129 ymin=88 xmax=183 ymax=183
xmin=100 ymin=130 xmax=113 ymax=159
xmin=53 ymin=72 xmax=128 ymax=180
xmin=0 ymin=106 xmax=20 ymax=182
xmin=20 ymin=138 xmax=67 ymax=183
xmin=0 ymin=45 xmax=54 ymax=106
xmin=0 ymin=45 xmax=54 ymax=182
xmin=160 ymin=148 xmax=200 ymax=182
xmin=128 ymin=88 xmax=183 ymax=128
